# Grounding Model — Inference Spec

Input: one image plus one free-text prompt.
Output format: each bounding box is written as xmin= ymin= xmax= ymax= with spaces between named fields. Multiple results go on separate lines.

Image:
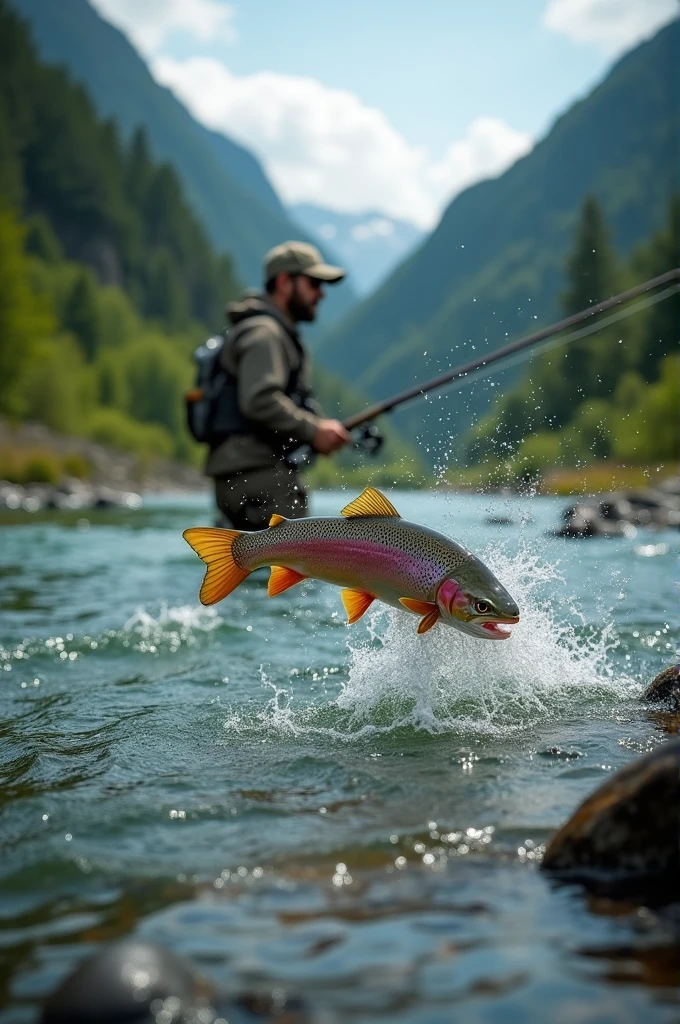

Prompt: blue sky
xmin=90 ymin=0 xmax=677 ymax=226
xmin=167 ymin=1 xmax=604 ymax=147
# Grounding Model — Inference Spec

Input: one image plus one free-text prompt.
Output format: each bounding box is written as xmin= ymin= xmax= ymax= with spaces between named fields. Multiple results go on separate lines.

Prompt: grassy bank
xmin=442 ymin=461 xmax=678 ymax=496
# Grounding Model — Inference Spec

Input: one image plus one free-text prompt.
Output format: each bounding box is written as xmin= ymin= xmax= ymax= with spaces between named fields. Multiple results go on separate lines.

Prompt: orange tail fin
xmin=183 ymin=527 xmax=250 ymax=605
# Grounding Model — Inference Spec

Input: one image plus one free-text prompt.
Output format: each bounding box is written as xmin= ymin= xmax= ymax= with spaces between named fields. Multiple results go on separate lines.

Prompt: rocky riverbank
xmin=0 ymin=420 xmax=207 ymax=511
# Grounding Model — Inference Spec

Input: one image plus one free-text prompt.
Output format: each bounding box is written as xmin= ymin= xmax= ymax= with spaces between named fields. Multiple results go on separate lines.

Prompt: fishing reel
xmin=350 ymin=423 xmax=384 ymax=457
xmin=284 ymin=423 xmax=384 ymax=470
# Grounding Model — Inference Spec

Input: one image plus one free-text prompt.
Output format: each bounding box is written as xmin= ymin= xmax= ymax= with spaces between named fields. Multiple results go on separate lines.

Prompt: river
xmin=0 ymin=489 xmax=678 ymax=1022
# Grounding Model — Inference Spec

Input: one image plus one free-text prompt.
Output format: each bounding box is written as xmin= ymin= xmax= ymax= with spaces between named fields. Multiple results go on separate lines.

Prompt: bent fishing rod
xmin=287 ymin=267 xmax=679 ymax=466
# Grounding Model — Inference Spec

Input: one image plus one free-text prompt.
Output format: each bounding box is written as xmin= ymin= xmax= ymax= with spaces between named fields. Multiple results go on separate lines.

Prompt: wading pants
xmin=213 ymin=464 xmax=308 ymax=531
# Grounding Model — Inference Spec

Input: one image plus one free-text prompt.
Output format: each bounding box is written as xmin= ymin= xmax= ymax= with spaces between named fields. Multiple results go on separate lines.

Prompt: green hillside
xmin=318 ymin=20 xmax=678 ymax=455
xmin=0 ymin=2 xmax=240 ymax=332
xmin=0 ymin=0 xmax=419 ymax=486
xmin=466 ymin=194 xmax=678 ymax=481
xmin=10 ymin=0 xmax=357 ymax=327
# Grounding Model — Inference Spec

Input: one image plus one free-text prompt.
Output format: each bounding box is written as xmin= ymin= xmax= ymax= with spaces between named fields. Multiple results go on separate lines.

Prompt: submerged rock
xmin=40 ymin=940 xmax=315 ymax=1023
xmin=0 ymin=480 xmax=142 ymax=512
xmin=553 ymin=478 xmax=680 ymax=538
xmin=541 ymin=739 xmax=680 ymax=899
xmin=40 ymin=941 xmax=210 ymax=1022
xmin=641 ymin=665 xmax=680 ymax=711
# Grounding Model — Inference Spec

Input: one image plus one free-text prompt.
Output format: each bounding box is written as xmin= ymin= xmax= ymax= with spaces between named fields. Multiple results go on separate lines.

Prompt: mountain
xmin=9 ymin=0 xmax=357 ymax=328
xmin=291 ymin=204 xmax=425 ymax=296
xmin=317 ymin=20 xmax=679 ymax=455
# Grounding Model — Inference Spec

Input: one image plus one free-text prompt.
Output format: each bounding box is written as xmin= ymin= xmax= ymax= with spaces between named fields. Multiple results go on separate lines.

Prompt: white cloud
xmin=317 ymin=224 xmax=337 ymax=240
xmin=543 ymin=0 xmax=677 ymax=56
xmin=351 ymin=219 xmax=396 ymax=242
xmin=428 ymin=118 xmax=532 ymax=201
xmin=89 ymin=0 xmax=237 ymax=57
xmin=152 ymin=55 xmax=533 ymax=227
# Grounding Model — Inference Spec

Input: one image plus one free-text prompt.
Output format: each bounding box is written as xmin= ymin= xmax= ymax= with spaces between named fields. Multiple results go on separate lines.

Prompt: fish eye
xmin=474 ymin=600 xmax=491 ymax=615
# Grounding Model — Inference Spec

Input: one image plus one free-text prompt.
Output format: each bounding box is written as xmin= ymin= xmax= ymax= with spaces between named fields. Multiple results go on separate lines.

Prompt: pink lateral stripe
xmin=261 ymin=537 xmax=432 ymax=582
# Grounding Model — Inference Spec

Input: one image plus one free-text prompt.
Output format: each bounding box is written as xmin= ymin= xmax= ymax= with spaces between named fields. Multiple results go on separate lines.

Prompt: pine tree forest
xmin=465 ymin=194 xmax=679 ymax=479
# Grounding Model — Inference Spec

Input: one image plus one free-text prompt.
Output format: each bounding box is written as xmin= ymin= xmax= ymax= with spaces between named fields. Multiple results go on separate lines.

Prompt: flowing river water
xmin=0 ymin=489 xmax=678 ymax=1022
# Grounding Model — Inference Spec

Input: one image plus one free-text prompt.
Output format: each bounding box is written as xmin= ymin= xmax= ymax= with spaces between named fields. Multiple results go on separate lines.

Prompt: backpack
xmin=185 ymin=333 xmax=235 ymax=445
xmin=186 ymin=322 xmax=315 ymax=448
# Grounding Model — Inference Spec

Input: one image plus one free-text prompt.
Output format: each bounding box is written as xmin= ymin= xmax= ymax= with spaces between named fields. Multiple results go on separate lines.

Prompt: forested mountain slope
xmin=10 ymin=0 xmax=357 ymax=326
xmin=0 ymin=0 xmax=403 ymax=481
xmin=318 ymin=20 xmax=678 ymax=449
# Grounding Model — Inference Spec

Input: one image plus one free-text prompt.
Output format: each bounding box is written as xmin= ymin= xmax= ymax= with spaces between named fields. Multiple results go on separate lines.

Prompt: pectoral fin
xmin=399 ymin=597 xmax=437 ymax=616
xmin=268 ymin=565 xmax=307 ymax=597
xmin=399 ymin=597 xmax=440 ymax=634
xmin=417 ymin=608 xmax=440 ymax=634
xmin=341 ymin=588 xmax=375 ymax=624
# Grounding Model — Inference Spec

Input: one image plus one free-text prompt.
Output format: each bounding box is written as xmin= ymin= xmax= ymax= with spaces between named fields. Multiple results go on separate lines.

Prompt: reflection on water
xmin=0 ymin=491 xmax=678 ymax=1022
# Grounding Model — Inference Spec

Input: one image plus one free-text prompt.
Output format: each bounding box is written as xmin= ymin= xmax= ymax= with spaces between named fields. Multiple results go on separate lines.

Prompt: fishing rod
xmin=342 ymin=266 xmax=680 ymax=431
xmin=287 ymin=267 xmax=679 ymax=466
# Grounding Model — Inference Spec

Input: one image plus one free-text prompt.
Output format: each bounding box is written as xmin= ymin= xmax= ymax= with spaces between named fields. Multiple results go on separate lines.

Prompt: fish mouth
xmin=481 ymin=616 xmax=520 ymax=639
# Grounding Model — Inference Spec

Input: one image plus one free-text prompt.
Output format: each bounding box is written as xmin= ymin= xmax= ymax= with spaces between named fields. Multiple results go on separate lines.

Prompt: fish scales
xmin=233 ymin=516 xmax=473 ymax=608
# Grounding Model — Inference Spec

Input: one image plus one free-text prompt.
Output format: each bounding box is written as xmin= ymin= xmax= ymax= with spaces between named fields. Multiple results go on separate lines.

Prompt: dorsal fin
xmin=341 ymin=487 xmax=400 ymax=519
xmin=269 ymin=513 xmax=286 ymax=527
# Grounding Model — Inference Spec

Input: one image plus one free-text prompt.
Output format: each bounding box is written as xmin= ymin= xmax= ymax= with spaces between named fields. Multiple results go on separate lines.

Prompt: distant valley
xmin=291 ymin=204 xmax=424 ymax=296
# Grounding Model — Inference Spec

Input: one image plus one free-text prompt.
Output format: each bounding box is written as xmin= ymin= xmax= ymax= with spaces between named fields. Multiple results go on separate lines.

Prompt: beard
xmin=288 ymin=279 xmax=318 ymax=322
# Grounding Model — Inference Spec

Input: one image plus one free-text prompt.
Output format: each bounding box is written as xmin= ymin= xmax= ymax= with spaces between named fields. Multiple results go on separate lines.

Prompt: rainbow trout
xmin=183 ymin=487 xmax=519 ymax=638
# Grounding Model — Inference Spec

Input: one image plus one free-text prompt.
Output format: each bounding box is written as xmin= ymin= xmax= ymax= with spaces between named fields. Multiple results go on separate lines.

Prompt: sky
xmin=89 ymin=0 xmax=677 ymax=229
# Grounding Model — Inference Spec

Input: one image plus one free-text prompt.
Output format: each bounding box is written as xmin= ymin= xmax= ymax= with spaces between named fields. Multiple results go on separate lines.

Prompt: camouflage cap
xmin=264 ymin=241 xmax=346 ymax=284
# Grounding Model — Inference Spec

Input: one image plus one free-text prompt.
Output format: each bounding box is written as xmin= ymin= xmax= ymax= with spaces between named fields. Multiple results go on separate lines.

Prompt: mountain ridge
xmin=317 ymin=19 xmax=678 ymax=449
xmin=10 ymin=0 xmax=357 ymax=328
xmin=291 ymin=203 xmax=425 ymax=296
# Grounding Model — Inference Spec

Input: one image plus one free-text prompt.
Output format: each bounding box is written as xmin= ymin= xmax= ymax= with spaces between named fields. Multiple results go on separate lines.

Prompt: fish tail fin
xmin=183 ymin=527 xmax=250 ymax=605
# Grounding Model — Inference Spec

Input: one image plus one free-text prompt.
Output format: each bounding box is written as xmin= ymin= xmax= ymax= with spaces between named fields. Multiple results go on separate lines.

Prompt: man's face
xmin=287 ymin=274 xmax=325 ymax=322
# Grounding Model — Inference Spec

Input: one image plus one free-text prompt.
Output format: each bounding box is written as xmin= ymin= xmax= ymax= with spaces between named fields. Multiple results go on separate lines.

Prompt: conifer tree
xmin=25 ymin=213 xmax=62 ymax=263
xmin=63 ymin=270 xmax=101 ymax=360
xmin=628 ymin=195 xmax=679 ymax=380
xmin=125 ymin=127 xmax=153 ymax=213
xmin=560 ymin=195 xmax=617 ymax=314
xmin=146 ymin=248 xmax=189 ymax=329
xmin=0 ymin=204 xmax=54 ymax=415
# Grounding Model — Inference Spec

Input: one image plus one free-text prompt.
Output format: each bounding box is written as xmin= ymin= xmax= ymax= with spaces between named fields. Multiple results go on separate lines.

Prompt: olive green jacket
xmin=205 ymin=295 xmax=321 ymax=477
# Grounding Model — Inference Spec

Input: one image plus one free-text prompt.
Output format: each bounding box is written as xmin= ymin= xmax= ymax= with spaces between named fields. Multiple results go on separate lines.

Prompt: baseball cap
xmin=264 ymin=241 xmax=346 ymax=284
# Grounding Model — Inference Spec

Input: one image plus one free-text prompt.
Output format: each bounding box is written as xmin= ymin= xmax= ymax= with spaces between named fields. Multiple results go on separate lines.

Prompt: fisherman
xmin=205 ymin=241 xmax=351 ymax=530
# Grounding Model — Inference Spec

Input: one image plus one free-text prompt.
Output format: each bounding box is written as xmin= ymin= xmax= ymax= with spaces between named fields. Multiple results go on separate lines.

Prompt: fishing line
xmin=426 ymin=283 xmax=679 ymax=398
xmin=343 ymin=268 xmax=679 ymax=428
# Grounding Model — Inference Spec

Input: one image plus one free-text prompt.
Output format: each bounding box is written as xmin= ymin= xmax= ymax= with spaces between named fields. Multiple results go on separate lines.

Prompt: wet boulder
xmin=542 ymin=739 xmax=680 ymax=899
xmin=553 ymin=501 xmax=622 ymax=538
xmin=553 ymin=477 xmax=680 ymax=538
xmin=641 ymin=664 xmax=680 ymax=711
xmin=40 ymin=941 xmax=213 ymax=1023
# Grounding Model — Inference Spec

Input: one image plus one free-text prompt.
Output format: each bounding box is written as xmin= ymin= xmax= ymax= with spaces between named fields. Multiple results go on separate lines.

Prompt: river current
xmin=0 ymin=489 xmax=678 ymax=1022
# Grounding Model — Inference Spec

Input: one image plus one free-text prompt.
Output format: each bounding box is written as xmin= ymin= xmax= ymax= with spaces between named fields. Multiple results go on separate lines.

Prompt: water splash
xmin=333 ymin=544 xmax=637 ymax=736
xmin=122 ymin=602 xmax=222 ymax=639
xmin=0 ymin=603 xmax=223 ymax=667
xmin=226 ymin=545 xmax=639 ymax=741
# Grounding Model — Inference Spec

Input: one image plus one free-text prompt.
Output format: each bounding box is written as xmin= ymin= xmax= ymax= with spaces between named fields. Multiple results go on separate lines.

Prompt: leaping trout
xmin=183 ymin=487 xmax=519 ymax=639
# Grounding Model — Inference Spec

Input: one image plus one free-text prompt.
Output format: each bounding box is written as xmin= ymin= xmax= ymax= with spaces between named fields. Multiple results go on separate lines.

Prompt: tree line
xmin=466 ymin=194 xmax=679 ymax=473
xmin=0 ymin=0 xmax=242 ymax=465
xmin=0 ymin=0 xmax=422 ymax=485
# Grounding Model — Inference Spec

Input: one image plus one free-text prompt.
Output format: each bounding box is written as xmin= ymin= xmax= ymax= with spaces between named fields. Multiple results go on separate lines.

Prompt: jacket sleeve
xmin=233 ymin=321 xmax=320 ymax=445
